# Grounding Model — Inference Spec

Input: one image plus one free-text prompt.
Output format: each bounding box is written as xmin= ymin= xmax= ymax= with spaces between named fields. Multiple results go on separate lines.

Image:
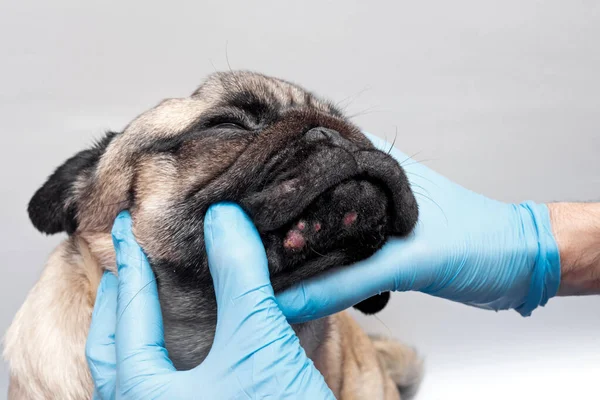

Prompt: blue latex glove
xmin=277 ymin=132 xmax=561 ymax=323
xmin=86 ymin=206 xmax=334 ymax=400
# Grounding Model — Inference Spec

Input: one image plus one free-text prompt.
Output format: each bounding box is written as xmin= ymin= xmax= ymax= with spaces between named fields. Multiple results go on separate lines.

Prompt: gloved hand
xmin=86 ymin=206 xmax=334 ymax=400
xmin=277 ymin=132 xmax=561 ymax=322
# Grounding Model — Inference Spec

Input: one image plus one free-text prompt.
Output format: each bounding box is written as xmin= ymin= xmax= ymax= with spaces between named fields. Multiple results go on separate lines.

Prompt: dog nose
xmin=305 ymin=127 xmax=360 ymax=151
xmin=305 ymin=127 xmax=342 ymax=143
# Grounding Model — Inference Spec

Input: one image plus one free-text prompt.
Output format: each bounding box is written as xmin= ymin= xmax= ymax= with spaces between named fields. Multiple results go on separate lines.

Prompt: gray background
xmin=1 ymin=1 xmax=599 ymax=399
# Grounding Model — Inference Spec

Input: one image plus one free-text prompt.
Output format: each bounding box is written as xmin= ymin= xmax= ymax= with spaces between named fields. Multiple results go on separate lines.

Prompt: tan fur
xmin=371 ymin=336 xmax=424 ymax=399
xmin=4 ymin=71 xmax=422 ymax=399
xmin=311 ymin=312 xmax=420 ymax=399
xmin=4 ymin=239 xmax=101 ymax=400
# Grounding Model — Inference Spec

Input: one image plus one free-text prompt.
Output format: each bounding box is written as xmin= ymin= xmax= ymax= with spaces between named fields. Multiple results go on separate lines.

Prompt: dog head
xmin=28 ymin=71 xmax=418 ymax=367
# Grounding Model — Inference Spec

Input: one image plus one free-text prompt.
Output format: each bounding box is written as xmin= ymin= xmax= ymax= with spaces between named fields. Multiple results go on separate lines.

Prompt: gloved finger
xmin=204 ymin=203 xmax=273 ymax=324
xmin=202 ymin=203 xmax=334 ymax=397
xmin=92 ymin=388 xmax=103 ymax=400
xmin=86 ymin=271 xmax=118 ymax=400
xmin=277 ymin=237 xmax=423 ymax=323
xmin=111 ymin=211 xmax=175 ymax=377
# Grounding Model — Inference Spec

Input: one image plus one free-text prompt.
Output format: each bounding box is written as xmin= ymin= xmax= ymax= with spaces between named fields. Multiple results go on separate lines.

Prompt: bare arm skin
xmin=551 ymin=203 xmax=600 ymax=296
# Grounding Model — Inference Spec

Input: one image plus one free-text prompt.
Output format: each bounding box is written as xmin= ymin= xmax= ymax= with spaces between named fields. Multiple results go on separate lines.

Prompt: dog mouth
xmin=238 ymin=127 xmax=418 ymax=280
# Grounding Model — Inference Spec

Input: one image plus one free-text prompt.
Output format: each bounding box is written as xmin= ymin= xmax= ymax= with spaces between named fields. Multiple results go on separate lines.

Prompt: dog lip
xmin=352 ymin=149 xmax=418 ymax=235
xmin=237 ymin=145 xmax=357 ymax=231
xmin=239 ymin=147 xmax=416 ymax=234
xmin=240 ymin=174 xmax=356 ymax=232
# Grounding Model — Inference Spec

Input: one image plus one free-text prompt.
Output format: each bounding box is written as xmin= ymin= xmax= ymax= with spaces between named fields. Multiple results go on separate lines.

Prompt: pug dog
xmin=4 ymin=71 xmax=423 ymax=400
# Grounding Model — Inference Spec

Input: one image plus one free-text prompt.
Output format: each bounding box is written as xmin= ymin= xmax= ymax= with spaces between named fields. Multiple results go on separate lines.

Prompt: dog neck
xmin=76 ymin=232 xmax=216 ymax=367
xmin=75 ymin=232 xmax=329 ymax=370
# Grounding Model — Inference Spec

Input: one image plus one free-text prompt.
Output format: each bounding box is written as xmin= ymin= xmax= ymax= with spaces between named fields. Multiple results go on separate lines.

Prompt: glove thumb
xmin=204 ymin=203 xmax=273 ymax=323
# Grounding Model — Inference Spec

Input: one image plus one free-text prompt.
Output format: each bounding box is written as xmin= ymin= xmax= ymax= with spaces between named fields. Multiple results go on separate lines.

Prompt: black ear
xmin=28 ymin=132 xmax=118 ymax=235
xmin=352 ymin=292 xmax=390 ymax=314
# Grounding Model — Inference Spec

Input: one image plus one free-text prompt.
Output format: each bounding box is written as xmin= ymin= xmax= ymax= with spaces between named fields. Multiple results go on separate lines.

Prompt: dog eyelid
xmin=212 ymin=122 xmax=249 ymax=131
xmin=202 ymin=107 xmax=256 ymax=131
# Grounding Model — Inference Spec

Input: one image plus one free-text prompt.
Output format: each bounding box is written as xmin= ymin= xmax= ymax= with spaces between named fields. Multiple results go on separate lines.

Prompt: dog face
xmin=28 ymin=71 xmax=418 ymax=368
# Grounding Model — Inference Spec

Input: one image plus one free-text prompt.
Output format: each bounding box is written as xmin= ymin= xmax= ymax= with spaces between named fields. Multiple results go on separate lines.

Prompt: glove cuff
xmin=515 ymin=201 xmax=561 ymax=317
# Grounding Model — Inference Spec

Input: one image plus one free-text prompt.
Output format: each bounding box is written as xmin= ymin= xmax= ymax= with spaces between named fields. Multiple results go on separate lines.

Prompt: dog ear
xmin=28 ymin=132 xmax=119 ymax=235
xmin=352 ymin=292 xmax=390 ymax=314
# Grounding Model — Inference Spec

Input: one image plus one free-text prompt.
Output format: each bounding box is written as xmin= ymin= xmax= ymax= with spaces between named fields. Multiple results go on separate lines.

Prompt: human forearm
xmin=550 ymin=202 xmax=600 ymax=296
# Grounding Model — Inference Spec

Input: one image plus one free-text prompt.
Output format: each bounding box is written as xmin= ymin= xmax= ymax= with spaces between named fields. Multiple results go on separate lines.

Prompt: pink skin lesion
xmin=284 ymin=212 xmax=358 ymax=250
xmin=283 ymin=229 xmax=306 ymax=250
xmin=343 ymin=211 xmax=357 ymax=226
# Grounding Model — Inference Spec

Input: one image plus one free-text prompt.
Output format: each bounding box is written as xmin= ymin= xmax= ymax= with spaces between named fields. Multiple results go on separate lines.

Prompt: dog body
xmin=5 ymin=71 xmax=422 ymax=399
